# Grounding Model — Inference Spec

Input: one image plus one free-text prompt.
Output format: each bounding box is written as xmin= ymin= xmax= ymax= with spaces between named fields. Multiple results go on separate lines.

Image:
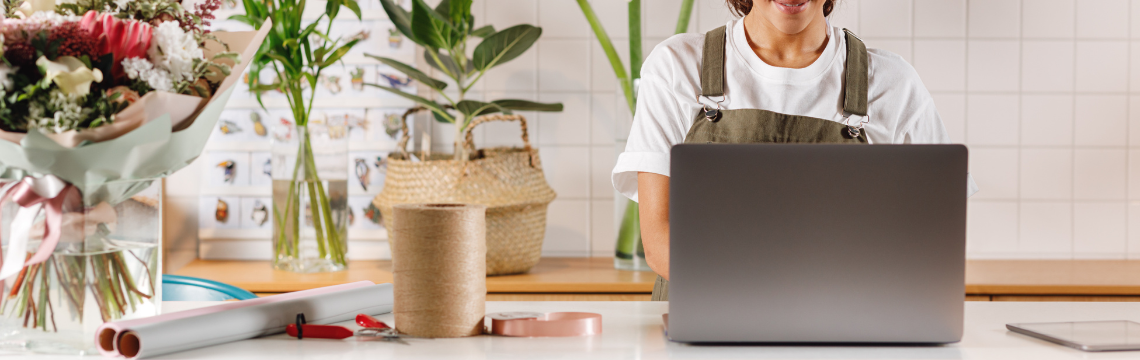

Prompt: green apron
xmin=650 ymin=26 xmax=871 ymax=302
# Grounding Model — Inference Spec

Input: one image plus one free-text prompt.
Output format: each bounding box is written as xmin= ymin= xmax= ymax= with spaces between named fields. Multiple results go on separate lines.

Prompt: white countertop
xmin=23 ymin=301 xmax=1140 ymax=359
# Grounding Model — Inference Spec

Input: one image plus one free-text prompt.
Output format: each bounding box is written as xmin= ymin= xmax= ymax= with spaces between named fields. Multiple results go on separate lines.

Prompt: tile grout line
xmin=1018 ymin=0 xmax=1025 ymax=254
xmin=1071 ymin=0 xmax=1078 ymax=259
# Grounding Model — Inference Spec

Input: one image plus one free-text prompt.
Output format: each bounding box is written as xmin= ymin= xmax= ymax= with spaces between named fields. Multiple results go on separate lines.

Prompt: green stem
xmin=577 ymin=0 xmax=635 ymax=113
xmin=302 ymin=133 xmax=346 ymax=264
xmin=675 ymin=0 xmax=695 ymax=35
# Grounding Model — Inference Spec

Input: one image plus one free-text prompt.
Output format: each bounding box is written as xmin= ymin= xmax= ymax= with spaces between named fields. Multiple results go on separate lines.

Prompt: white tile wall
xmin=166 ymin=0 xmax=1140 ymax=259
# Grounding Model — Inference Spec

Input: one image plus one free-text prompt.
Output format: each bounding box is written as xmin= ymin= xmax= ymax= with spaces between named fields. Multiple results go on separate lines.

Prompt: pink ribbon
xmin=0 ymin=176 xmax=77 ymax=276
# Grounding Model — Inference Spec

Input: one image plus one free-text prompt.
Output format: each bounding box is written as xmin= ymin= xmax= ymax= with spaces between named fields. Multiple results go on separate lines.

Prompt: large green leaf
xmin=378 ymin=0 xmax=415 ymax=42
xmin=411 ymin=0 xmax=455 ymax=49
xmin=472 ymin=24 xmax=541 ymax=71
xmin=470 ymin=25 xmax=495 ymax=37
xmin=492 ymin=99 xmax=563 ymax=112
xmin=456 ymin=100 xmax=505 ymax=118
xmin=448 ymin=0 xmax=472 ymax=29
xmin=364 ymin=54 xmax=447 ymax=90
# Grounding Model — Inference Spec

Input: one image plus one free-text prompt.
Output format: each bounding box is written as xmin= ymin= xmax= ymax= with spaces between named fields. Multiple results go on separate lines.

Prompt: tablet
xmin=1007 ymin=321 xmax=1140 ymax=352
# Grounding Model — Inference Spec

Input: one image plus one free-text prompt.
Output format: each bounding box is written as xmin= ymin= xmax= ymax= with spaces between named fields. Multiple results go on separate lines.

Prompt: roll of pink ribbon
xmin=487 ymin=312 xmax=602 ymax=337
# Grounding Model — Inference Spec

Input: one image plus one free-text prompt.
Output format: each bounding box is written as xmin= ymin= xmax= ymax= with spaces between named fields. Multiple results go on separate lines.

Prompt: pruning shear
xmin=285 ymin=313 xmax=411 ymax=345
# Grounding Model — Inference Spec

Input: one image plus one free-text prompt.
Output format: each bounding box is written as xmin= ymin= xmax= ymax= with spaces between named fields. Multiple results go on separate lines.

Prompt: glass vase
xmin=271 ymin=120 xmax=349 ymax=273
xmin=0 ymin=179 xmax=162 ymax=355
xmin=613 ymin=199 xmax=650 ymax=271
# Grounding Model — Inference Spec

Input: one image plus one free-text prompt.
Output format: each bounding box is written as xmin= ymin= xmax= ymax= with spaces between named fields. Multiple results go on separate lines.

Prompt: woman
xmin=611 ymin=0 xmax=977 ymax=301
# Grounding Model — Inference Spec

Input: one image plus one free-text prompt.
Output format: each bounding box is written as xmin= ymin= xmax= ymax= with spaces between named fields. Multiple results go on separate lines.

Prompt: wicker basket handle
xmin=394 ymin=106 xmax=422 ymax=158
xmin=462 ymin=114 xmax=534 ymax=154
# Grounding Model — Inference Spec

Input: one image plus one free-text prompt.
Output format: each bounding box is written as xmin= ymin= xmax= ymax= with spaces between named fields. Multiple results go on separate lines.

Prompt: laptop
xmin=667 ymin=144 xmax=967 ymax=344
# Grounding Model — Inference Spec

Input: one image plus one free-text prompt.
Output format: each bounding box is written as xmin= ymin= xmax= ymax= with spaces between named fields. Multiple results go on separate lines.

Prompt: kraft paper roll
xmin=112 ymin=283 xmax=393 ymax=359
xmin=391 ymin=203 xmax=487 ymax=338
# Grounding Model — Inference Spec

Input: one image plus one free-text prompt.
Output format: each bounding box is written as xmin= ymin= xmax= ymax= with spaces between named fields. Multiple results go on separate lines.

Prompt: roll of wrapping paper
xmin=391 ymin=203 xmax=487 ymax=338
xmin=109 ymin=283 xmax=394 ymax=359
xmin=95 ymin=281 xmax=375 ymax=357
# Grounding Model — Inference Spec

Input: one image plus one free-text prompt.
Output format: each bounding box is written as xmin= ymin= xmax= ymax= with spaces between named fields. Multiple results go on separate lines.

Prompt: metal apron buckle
xmin=703 ymin=96 xmax=726 ymax=122
xmin=844 ymin=114 xmax=869 ymax=139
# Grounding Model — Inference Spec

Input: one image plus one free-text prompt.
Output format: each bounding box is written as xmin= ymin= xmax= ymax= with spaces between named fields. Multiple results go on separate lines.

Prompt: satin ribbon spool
xmin=487 ymin=312 xmax=603 ymax=337
xmin=391 ymin=203 xmax=487 ymax=338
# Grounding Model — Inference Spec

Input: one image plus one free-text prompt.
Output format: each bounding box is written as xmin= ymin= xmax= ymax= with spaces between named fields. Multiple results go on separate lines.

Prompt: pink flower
xmin=79 ymin=11 xmax=152 ymax=80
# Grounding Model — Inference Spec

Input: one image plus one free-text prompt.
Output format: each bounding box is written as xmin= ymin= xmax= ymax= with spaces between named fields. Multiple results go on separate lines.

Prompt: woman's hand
xmin=638 ymin=172 xmax=671 ymax=280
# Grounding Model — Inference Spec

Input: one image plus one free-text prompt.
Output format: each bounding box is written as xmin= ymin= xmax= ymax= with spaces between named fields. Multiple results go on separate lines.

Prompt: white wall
xmin=170 ymin=0 xmax=1140 ymax=261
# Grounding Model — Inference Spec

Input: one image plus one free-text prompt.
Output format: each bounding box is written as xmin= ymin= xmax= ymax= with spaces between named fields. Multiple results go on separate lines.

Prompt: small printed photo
xmin=348 ymin=65 xmax=368 ymax=94
xmin=348 ymin=196 xmax=385 ymax=230
xmin=317 ymin=66 xmax=347 ymax=98
xmin=204 ymin=151 xmax=251 ymax=187
xmin=375 ymin=65 xmax=414 ymax=96
xmin=213 ymin=110 xmax=254 ymax=142
xmin=249 ymin=152 xmax=273 ymax=186
xmin=348 ymin=151 xmax=389 ymax=193
xmin=365 ymin=108 xmax=414 ymax=147
xmin=200 ymin=196 xmax=242 ymax=229
xmin=240 ymin=197 xmax=273 ymax=229
xmin=268 ymin=108 xmax=296 ymax=143
xmin=221 ymin=0 xmax=240 ymax=10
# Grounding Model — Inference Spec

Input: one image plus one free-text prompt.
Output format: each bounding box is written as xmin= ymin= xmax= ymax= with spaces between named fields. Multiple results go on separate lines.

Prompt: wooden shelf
xmin=965 ymin=259 xmax=1140 ymax=296
xmin=175 ymin=258 xmax=1140 ymax=300
xmin=173 ymin=257 xmax=656 ymax=294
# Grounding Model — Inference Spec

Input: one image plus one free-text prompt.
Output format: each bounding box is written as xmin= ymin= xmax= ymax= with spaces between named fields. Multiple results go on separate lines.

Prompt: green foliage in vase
xmin=374 ymin=0 xmax=563 ymax=159
xmin=231 ymin=0 xmax=363 ymax=126
xmin=576 ymin=0 xmax=694 ymax=264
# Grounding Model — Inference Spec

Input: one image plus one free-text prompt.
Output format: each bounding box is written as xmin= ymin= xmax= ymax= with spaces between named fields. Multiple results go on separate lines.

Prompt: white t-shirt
xmin=612 ymin=19 xmax=978 ymax=201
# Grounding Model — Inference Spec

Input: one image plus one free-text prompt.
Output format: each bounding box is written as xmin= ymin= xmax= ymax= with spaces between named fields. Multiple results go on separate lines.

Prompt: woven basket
xmin=373 ymin=112 xmax=556 ymax=275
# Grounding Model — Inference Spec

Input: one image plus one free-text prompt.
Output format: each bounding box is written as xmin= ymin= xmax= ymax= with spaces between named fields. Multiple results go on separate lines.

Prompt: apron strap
xmin=841 ymin=29 xmax=869 ymax=116
xmin=699 ymin=26 xmax=870 ymax=116
xmin=700 ymin=26 xmax=727 ymax=97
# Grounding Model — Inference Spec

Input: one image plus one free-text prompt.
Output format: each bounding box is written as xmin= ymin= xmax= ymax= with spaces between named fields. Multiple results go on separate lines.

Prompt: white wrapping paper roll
xmin=115 ymin=283 xmax=393 ymax=359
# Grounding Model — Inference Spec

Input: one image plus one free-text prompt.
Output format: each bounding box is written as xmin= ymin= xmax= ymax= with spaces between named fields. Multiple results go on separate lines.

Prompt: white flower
xmin=17 ymin=0 xmax=55 ymax=18
xmin=37 ymin=56 xmax=103 ymax=96
xmin=0 ymin=64 xmax=17 ymax=90
xmin=148 ymin=21 xmax=203 ymax=84
xmin=26 ymin=89 xmax=88 ymax=133
xmin=122 ymin=57 xmax=173 ymax=92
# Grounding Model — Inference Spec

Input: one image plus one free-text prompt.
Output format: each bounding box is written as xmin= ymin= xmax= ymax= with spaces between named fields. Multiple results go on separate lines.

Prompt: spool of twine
xmin=391 ymin=203 xmax=487 ymax=338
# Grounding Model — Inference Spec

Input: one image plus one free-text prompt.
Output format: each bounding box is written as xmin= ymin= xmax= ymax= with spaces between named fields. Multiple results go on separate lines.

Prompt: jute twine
xmin=391 ymin=203 xmax=487 ymax=338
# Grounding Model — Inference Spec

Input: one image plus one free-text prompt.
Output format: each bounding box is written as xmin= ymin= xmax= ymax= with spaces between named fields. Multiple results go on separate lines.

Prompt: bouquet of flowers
xmin=0 ymin=0 xmax=268 ymax=353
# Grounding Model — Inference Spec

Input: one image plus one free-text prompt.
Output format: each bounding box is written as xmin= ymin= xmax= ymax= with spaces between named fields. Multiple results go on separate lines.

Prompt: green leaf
xmin=471 ymin=24 xmax=541 ymax=71
xmin=456 ymin=100 xmax=504 ymax=118
xmin=303 ymin=72 xmax=318 ymax=91
xmin=470 ymin=25 xmax=495 ymax=37
xmin=629 ymin=0 xmax=642 ymax=81
xmin=576 ymin=0 xmax=633 ymax=113
xmin=343 ymin=0 xmax=362 ymax=20
xmin=492 ymin=99 xmax=563 ymax=112
xmin=365 ymin=83 xmax=453 ymax=122
xmin=424 ymin=49 xmax=473 ymax=77
xmin=411 ymin=0 xmax=455 ymax=49
xmin=364 ymin=54 xmax=447 ymax=90
xmin=319 ymin=39 xmax=361 ymax=67
xmin=379 ymin=0 xmax=415 ymax=42
xmin=675 ymin=0 xmax=695 ymax=34
xmin=448 ymin=0 xmax=472 ymax=29
xmin=325 ymin=0 xmax=341 ymax=20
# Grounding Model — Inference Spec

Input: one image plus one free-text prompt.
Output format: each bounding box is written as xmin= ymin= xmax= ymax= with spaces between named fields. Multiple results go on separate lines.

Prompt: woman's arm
xmin=638 ymin=172 xmax=671 ymax=280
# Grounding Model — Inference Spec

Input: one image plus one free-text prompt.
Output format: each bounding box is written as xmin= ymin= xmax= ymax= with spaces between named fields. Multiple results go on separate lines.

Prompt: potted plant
xmin=371 ymin=0 xmax=564 ymax=275
xmin=233 ymin=0 xmax=363 ymax=272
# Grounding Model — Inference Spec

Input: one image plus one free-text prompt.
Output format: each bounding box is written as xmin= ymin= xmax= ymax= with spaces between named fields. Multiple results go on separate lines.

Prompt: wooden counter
xmin=173 ymin=257 xmax=657 ymax=300
xmin=172 ymin=258 xmax=1140 ymax=301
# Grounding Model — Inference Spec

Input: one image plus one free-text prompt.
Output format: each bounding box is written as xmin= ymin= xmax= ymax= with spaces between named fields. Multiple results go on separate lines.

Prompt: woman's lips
xmin=773 ymin=0 xmax=809 ymax=15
